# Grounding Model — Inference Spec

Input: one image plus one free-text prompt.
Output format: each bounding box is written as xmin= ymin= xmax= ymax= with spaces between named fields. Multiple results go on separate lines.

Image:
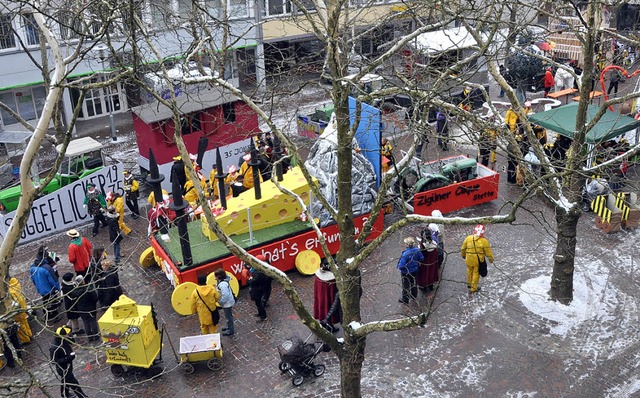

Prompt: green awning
xmin=528 ymin=103 xmax=640 ymax=144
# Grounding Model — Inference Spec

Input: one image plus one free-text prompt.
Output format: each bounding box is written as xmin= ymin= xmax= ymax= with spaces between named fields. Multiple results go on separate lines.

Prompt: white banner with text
xmin=0 ymin=163 xmax=124 ymax=244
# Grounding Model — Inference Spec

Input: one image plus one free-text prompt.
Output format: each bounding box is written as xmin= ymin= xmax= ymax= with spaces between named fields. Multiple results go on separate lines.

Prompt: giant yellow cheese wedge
xmin=171 ymin=282 xmax=197 ymax=315
xmin=201 ymin=167 xmax=315 ymax=241
xmin=295 ymin=250 xmax=321 ymax=276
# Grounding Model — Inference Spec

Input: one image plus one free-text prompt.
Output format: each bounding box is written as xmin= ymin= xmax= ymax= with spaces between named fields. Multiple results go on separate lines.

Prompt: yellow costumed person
xmin=209 ymin=168 xmax=221 ymax=199
xmin=190 ymin=275 xmax=221 ymax=335
xmin=460 ymin=224 xmax=494 ymax=294
xmin=9 ymin=277 xmax=32 ymax=344
xmin=238 ymin=153 xmax=262 ymax=190
xmin=107 ymin=192 xmax=132 ymax=235
xmin=147 ymin=189 xmax=169 ymax=207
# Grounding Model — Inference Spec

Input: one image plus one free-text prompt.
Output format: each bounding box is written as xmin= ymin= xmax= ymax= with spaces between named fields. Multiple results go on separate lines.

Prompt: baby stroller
xmin=278 ymin=334 xmax=328 ymax=386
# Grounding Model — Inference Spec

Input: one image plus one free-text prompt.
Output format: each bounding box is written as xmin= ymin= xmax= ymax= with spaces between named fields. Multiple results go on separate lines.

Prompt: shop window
xmin=0 ymin=14 xmax=16 ymax=50
xmin=0 ymin=92 xmax=18 ymax=126
xmin=0 ymin=86 xmax=48 ymax=126
xmin=68 ymin=75 xmax=128 ymax=120
xmin=222 ymin=103 xmax=236 ymax=124
xmin=33 ymin=86 xmax=47 ymax=118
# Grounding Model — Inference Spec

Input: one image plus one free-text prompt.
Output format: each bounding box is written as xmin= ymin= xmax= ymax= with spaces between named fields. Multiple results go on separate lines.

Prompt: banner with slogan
xmin=0 ymin=163 xmax=124 ymax=244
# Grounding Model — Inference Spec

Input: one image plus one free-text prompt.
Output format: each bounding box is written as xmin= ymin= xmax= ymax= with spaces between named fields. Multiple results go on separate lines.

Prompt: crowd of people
xmin=0 ymin=233 xmax=126 ymax=393
xmin=146 ymin=133 xmax=292 ymax=236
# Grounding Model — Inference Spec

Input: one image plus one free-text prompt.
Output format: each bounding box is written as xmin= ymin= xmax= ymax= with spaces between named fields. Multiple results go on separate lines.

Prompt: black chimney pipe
xmin=196 ymin=137 xmax=208 ymax=168
xmin=169 ymin=170 xmax=192 ymax=267
xmin=248 ymin=139 xmax=261 ymax=200
xmin=214 ymin=147 xmax=228 ymax=209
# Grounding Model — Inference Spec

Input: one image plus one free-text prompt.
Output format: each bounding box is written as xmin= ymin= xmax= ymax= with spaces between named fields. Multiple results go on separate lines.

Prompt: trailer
xmin=394 ymin=154 xmax=500 ymax=215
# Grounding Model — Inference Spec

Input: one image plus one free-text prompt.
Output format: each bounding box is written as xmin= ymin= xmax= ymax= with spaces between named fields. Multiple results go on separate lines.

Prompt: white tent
xmin=412 ymin=26 xmax=479 ymax=54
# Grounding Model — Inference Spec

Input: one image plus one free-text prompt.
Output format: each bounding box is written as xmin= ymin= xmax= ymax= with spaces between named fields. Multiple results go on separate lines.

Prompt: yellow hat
xmin=56 ymin=325 xmax=72 ymax=336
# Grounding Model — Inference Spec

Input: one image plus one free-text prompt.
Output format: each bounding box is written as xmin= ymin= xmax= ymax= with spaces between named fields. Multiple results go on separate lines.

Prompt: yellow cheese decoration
xmin=201 ymin=167 xmax=314 ymax=241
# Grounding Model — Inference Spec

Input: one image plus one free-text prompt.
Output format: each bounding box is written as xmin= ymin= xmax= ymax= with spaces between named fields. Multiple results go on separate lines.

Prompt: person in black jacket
xmin=49 ymin=325 xmax=87 ymax=398
xmin=86 ymin=247 xmax=105 ymax=285
xmin=106 ymin=206 xmax=123 ymax=265
xmin=98 ymin=260 xmax=122 ymax=310
xmin=170 ymin=156 xmax=187 ymax=192
xmin=61 ymin=273 xmax=83 ymax=335
xmin=247 ymin=254 xmax=273 ymax=322
xmin=70 ymin=276 xmax=100 ymax=342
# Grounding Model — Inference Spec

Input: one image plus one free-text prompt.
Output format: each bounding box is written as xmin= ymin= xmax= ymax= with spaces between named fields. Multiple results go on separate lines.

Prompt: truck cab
xmin=56 ymin=137 xmax=105 ymax=186
xmin=0 ymin=137 xmax=104 ymax=213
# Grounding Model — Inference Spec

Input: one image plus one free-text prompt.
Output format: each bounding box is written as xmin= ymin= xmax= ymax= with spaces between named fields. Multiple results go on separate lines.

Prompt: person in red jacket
xmin=66 ymin=229 xmax=93 ymax=276
xmin=544 ymin=67 xmax=555 ymax=97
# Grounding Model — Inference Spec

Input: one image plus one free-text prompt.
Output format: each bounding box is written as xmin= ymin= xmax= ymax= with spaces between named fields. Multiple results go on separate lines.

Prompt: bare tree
xmin=4 ymin=0 xmax=639 ymax=395
xmin=118 ymin=1 xmax=525 ymax=397
xmin=0 ymin=0 xmax=132 ymax=380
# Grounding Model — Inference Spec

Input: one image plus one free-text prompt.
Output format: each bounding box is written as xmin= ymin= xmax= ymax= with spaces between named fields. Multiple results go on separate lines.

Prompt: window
xmin=149 ymin=0 xmax=172 ymax=27
xmin=229 ymin=0 xmax=248 ymax=18
xmin=68 ymin=75 xmax=128 ymax=120
xmin=297 ymin=0 xmax=315 ymax=11
xmin=22 ymin=13 xmax=39 ymax=46
xmin=0 ymin=14 xmax=16 ymax=50
xmin=0 ymin=92 xmax=19 ymax=126
xmin=177 ymin=0 xmax=194 ymax=20
xmin=204 ymin=0 xmax=221 ymax=19
xmin=58 ymin=11 xmax=82 ymax=40
xmin=222 ymin=102 xmax=236 ymax=123
xmin=0 ymin=86 xmax=48 ymax=126
xmin=262 ymin=0 xmax=290 ymax=17
xmin=180 ymin=113 xmax=201 ymax=135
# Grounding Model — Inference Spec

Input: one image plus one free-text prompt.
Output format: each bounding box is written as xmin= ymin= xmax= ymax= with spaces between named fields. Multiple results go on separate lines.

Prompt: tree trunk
xmin=550 ymin=210 xmax=579 ymax=304
xmin=339 ymin=332 xmax=366 ymax=398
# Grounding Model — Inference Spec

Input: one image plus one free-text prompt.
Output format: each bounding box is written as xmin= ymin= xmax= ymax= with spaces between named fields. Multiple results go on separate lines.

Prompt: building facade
xmin=0 ymin=0 xmax=414 ymax=136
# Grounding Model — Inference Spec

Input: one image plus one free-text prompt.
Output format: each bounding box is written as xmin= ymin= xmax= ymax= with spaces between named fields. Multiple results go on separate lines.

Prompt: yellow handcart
xmin=98 ymin=295 xmax=164 ymax=377
xmin=178 ymin=333 xmax=223 ymax=374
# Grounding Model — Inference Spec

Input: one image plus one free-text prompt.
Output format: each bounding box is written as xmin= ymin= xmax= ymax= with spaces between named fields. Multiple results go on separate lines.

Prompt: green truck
xmin=0 ymin=137 xmax=105 ymax=213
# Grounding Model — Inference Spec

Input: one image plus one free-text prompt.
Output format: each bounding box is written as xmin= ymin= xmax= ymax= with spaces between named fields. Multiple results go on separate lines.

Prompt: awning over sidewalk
xmin=528 ymin=103 xmax=640 ymax=144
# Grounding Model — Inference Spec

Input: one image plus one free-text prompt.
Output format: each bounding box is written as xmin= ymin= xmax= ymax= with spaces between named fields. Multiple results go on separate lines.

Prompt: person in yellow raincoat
xmin=9 ymin=278 xmax=32 ymax=344
xmin=505 ymin=106 xmax=520 ymax=134
xmin=238 ymin=153 xmax=262 ymax=190
xmin=190 ymin=276 xmax=221 ymax=334
xmin=147 ymin=189 xmax=169 ymax=207
xmin=208 ymin=168 xmax=221 ymax=200
xmin=460 ymin=224 xmax=494 ymax=294
xmin=107 ymin=192 xmax=131 ymax=235
xmin=184 ymin=177 xmax=208 ymax=205
xmin=380 ymin=138 xmax=394 ymax=173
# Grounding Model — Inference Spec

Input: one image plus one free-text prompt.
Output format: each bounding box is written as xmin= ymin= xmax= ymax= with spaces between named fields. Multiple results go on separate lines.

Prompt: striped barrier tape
xmin=591 ymin=195 xmax=611 ymax=223
xmin=615 ymin=192 xmax=630 ymax=221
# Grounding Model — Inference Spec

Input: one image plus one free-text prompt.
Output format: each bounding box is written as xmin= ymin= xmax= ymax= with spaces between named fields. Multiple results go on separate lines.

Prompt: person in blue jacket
xmin=30 ymin=257 xmax=61 ymax=323
xmin=397 ymin=237 xmax=424 ymax=304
